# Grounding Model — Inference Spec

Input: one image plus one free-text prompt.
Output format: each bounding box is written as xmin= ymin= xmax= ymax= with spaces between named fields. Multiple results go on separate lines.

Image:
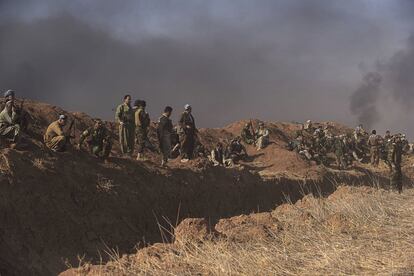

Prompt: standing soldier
xmin=367 ymin=130 xmax=380 ymax=167
xmin=334 ymin=135 xmax=347 ymax=170
xmin=157 ymin=106 xmax=173 ymax=167
xmin=44 ymin=115 xmax=71 ymax=152
xmin=78 ymin=119 xmax=112 ymax=160
xmin=179 ymin=104 xmax=197 ymax=163
xmin=387 ymin=136 xmax=403 ymax=193
xmin=115 ymin=95 xmax=135 ymax=156
xmin=0 ymin=99 xmax=21 ymax=148
xmin=134 ymin=100 xmax=151 ymax=161
xmin=256 ymin=122 xmax=270 ymax=150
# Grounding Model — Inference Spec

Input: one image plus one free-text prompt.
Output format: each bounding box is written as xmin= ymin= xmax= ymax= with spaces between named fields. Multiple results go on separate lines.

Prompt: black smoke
xmin=1 ymin=1 xmax=413 ymax=129
xmin=350 ymin=72 xmax=382 ymax=129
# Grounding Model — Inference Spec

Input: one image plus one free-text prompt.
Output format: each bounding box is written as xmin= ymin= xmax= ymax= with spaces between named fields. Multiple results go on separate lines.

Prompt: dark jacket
xmin=179 ymin=111 xmax=196 ymax=134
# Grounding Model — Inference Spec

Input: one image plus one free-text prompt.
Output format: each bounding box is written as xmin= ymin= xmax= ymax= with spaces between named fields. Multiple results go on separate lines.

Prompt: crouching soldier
xmin=210 ymin=142 xmax=224 ymax=166
xmin=78 ymin=119 xmax=112 ymax=160
xmin=227 ymin=137 xmax=248 ymax=164
xmin=241 ymin=122 xmax=255 ymax=145
xmin=44 ymin=115 xmax=72 ymax=152
xmin=0 ymin=99 xmax=21 ymax=148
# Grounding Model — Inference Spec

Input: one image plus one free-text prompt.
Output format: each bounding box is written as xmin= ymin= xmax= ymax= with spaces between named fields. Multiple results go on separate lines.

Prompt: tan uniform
xmin=368 ymin=134 xmax=380 ymax=166
xmin=44 ymin=121 xmax=67 ymax=151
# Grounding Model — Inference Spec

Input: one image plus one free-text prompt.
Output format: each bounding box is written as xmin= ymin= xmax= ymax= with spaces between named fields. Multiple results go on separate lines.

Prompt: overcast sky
xmin=1 ymin=0 xmax=414 ymax=135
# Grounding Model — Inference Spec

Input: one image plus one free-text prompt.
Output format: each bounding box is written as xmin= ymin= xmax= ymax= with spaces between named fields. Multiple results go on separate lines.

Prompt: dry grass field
xmin=66 ymin=185 xmax=414 ymax=275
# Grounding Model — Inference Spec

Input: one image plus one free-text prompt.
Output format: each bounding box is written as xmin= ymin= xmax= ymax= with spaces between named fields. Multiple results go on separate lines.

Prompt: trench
xmin=0 ymin=151 xmax=401 ymax=275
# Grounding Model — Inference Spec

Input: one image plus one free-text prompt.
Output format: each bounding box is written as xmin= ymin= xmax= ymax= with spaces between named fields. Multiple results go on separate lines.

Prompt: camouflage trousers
xmin=0 ymin=124 xmax=20 ymax=143
xmin=390 ymin=163 xmax=402 ymax=193
xmin=335 ymin=154 xmax=347 ymax=170
xmin=90 ymin=141 xmax=112 ymax=159
xmin=136 ymin=128 xmax=155 ymax=154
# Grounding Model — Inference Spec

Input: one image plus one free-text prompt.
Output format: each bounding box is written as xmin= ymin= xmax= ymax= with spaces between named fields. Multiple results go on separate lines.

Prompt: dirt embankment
xmin=0 ymin=100 xmax=410 ymax=275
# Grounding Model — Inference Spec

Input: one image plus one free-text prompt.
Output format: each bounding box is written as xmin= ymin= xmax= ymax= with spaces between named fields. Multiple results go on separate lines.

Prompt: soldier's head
xmin=184 ymin=104 xmax=192 ymax=113
xmin=372 ymin=130 xmax=376 ymax=135
xmin=58 ymin=114 xmax=67 ymax=126
xmin=123 ymin=94 xmax=132 ymax=105
xmin=259 ymin=122 xmax=264 ymax=128
xmin=4 ymin=89 xmax=15 ymax=102
xmin=164 ymin=106 xmax=173 ymax=117
xmin=386 ymin=130 xmax=391 ymax=136
xmin=94 ymin=119 xmax=103 ymax=129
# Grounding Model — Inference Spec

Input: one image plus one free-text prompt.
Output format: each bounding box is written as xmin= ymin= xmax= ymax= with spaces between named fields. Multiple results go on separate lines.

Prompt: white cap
xmin=184 ymin=104 xmax=191 ymax=110
xmin=59 ymin=114 xmax=67 ymax=120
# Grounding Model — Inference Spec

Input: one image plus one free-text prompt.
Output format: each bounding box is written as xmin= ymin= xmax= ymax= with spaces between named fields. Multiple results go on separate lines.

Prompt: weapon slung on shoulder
xmin=66 ymin=119 xmax=76 ymax=139
xmin=250 ymin=119 xmax=256 ymax=141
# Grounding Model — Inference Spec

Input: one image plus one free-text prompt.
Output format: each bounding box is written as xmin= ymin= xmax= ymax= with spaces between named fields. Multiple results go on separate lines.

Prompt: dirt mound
xmin=0 ymin=99 xmax=408 ymax=275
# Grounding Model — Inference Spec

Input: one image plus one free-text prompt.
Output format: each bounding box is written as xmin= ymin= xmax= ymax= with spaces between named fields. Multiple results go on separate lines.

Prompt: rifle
xmin=250 ymin=120 xmax=257 ymax=141
xmin=19 ymin=98 xmax=25 ymax=112
xmin=66 ymin=119 xmax=76 ymax=139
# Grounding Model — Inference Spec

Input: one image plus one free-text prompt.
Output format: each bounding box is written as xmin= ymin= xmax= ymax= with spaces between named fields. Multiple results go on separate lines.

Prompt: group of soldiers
xmin=0 ymin=90 xmax=408 ymax=192
xmin=287 ymin=120 xmax=407 ymax=192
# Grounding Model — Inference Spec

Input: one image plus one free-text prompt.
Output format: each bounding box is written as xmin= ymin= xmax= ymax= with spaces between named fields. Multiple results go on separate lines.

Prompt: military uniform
xmin=179 ymin=111 xmax=196 ymax=160
xmin=256 ymin=127 xmax=270 ymax=150
xmin=44 ymin=121 xmax=67 ymax=152
xmin=115 ymin=103 xmax=135 ymax=155
xmin=134 ymin=107 xmax=151 ymax=154
xmin=79 ymin=125 xmax=112 ymax=159
xmin=0 ymin=105 xmax=20 ymax=143
xmin=157 ymin=114 xmax=173 ymax=164
xmin=241 ymin=124 xmax=255 ymax=145
xmin=387 ymin=138 xmax=403 ymax=193
xmin=228 ymin=139 xmax=248 ymax=163
xmin=368 ymin=134 xmax=380 ymax=166
xmin=334 ymin=136 xmax=347 ymax=170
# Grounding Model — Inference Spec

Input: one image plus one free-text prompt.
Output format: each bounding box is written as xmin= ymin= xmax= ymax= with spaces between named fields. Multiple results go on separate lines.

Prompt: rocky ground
xmin=0 ymin=100 xmax=412 ymax=275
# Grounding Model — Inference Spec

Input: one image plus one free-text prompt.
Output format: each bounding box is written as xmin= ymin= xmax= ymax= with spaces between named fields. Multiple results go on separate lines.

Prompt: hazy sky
xmin=1 ymin=0 xmax=414 ymax=135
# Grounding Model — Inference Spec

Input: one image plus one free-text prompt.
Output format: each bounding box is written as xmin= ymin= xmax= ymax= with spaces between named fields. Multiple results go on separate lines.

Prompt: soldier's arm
xmin=115 ymin=105 xmax=123 ymax=124
xmin=78 ymin=129 xmax=90 ymax=147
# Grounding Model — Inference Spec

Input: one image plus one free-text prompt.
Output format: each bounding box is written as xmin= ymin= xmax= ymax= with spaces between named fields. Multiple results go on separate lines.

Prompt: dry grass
xmin=72 ymin=186 xmax=414 ymax=275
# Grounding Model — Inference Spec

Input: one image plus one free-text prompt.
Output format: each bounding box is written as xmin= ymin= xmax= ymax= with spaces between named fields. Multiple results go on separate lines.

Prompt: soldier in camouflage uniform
xmin=115 ymin=95 xmax=135 ymax=155
xmin=134 ymin=100 xmax=152 ymax=160
xmin=368 ymin=130 xmax=381 ymax=167
xmin=387 ymin=136 xmax=403 ymax=193
xmin=0 ymin=99 xmax=21 ymax=148
xmin=334 ymin=135 xmax=347 ymax=170
xmin=2 ymin=90 xmax=29 ymax=133
xmin=78 ymin=119 xmax=112 ymax=160
xmin=241 ymin=122 xmax=255 ymax=145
